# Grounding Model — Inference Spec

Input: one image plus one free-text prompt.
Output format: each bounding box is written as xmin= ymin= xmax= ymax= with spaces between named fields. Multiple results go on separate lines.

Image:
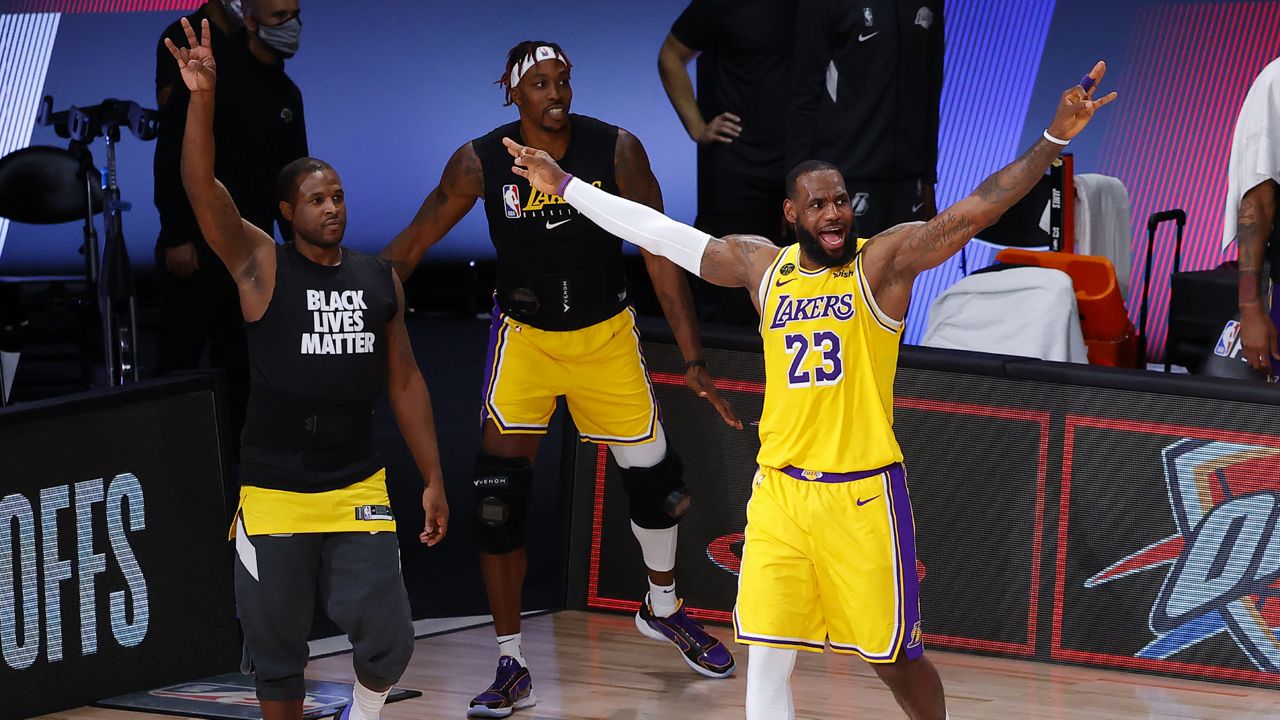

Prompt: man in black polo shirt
xmin=788 ymin=0 xmax=944 ymax=236
xmin=659 ymin=0 xmax=796 ymax=324
xmin=151 ymin=0 xmax=308 ymax=442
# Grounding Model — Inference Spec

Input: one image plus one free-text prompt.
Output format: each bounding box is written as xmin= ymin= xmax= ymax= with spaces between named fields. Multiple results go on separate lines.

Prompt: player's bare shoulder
xmin=700 ymin=233 xmax=781 ymax=290
xmin=443 ymin=141 xmax=485 ymax=198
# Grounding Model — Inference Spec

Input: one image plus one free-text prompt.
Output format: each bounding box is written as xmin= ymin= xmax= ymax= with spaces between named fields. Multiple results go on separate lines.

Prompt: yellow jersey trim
xmin=230 ymin=469 xmax=396 ymax=538
xmin=856 ymin=252 xmax=904 ymax=333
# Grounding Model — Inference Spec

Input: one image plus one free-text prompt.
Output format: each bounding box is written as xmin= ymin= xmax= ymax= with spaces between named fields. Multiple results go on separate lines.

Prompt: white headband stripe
xmin=509 ymin=45 xmax=568 ymax=88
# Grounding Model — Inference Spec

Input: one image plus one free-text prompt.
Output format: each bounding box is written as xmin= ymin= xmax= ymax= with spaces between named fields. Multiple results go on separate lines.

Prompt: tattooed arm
xmin=379 ymin=142 xmax=484 ymax=281
xmin=1238 ymin=180 xmax=1279 ymax=370
xmin=615 ymin=128 xmax=743 ymax=429
xmin=861 ymin=61 xmax=1118 ymax=320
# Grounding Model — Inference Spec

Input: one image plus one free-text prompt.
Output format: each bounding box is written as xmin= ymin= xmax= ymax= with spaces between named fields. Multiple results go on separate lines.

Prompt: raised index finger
xmin=1083 ymin=60 xmax=1107 ymax=97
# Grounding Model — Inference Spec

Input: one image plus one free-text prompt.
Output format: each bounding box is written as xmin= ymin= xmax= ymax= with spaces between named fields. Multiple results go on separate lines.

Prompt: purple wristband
xmin=556 ymin=173 xmax=574 ymax=198
xmin=1080 ymin=74 xmax=1095 ymax=92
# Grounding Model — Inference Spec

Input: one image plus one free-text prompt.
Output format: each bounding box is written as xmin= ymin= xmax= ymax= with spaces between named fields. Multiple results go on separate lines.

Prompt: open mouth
xmin=546 ymin=105 xmax=566 ymax=121
xmin=817 ymin=226 xmax=845 ymax=251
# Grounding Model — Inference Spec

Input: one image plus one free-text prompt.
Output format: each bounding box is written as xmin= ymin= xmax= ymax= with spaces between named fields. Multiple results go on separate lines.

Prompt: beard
xmin=794 ymin=222 xmax=857 ymax=269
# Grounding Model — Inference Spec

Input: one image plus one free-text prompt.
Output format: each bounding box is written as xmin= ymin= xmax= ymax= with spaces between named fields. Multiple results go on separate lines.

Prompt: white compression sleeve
xmin=746 ymin=645 xmax=797 ymax=720
xmin=562 ymin=177 xmax=712 ymax=276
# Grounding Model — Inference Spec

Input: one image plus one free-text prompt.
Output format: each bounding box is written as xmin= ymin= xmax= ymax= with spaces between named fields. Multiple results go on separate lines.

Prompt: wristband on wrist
xmin=1043 ymin=129 xmax=1070 ymax=146
xmin=555 ymin=173 xmax=574 ymax=198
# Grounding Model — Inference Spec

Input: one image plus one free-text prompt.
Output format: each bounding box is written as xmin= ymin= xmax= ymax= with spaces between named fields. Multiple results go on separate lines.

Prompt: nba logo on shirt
xmin=503 ymin=184 xmax=522 ymax=219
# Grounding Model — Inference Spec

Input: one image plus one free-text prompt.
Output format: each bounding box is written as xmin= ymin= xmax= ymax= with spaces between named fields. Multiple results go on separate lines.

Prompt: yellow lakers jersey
xmin=756 ymin=242 xmax=904 ymax=472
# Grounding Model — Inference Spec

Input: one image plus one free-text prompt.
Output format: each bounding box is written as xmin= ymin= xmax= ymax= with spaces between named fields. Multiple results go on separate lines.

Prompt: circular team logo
xmin=780 ymin=263 xmax=796 ymax=276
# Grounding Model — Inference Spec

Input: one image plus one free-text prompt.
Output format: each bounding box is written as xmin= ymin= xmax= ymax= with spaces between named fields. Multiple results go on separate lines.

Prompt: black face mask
xmin=794 ymin=221 xmax=858 ymax=269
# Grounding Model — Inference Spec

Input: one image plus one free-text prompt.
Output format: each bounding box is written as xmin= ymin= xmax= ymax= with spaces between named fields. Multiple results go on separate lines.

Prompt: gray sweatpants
xmin=233 ymin=528 xmax=414 ymax=701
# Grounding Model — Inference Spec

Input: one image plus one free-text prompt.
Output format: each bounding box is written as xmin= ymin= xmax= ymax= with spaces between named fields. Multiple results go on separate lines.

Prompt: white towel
xmin=1223 ymin=57 xmax=1280 ymax=250
xmin=1074 ymin=174 xmax=1133 ymax=299
xmin=922 ymin=267 xmax=1088 ymax=363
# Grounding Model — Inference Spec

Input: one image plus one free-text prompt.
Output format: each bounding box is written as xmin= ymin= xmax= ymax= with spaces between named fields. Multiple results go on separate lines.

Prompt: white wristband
xmin=562 ymin=177 xmax=711 ymax=277
xmin=1042 ymin=129 xmax=1070 ymax=146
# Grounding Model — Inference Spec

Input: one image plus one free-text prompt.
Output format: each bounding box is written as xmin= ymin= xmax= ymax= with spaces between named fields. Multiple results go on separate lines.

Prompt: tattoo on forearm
xmin=1237 ymin=184 xmax=1277 ymax=306
xmin=906 ymin=212 xmax=974 ymax=256
xmin=901 ymin=138 xmax=1059 ymax=266
xmin=1238 ymin=216 xmax=1264 ymax=306
xmin=975 ymin=139 xmax=1060 ymax=206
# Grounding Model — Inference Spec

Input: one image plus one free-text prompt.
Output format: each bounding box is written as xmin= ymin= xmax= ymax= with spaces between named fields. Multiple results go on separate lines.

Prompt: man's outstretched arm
xmin=861 ymin=61 xmax=1119 ymax=319
xmin=168 ymin=19 xmax=274 ymax=286
xmin=503 ymin=136 xmax=779 ymax=294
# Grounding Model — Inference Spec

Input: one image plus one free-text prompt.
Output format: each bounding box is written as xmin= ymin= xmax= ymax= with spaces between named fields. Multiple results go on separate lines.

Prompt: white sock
xmin=648 ymin=579 xmax=679 ymax=617
xmin=497 ymin=632 xmax=526 ymax=666
xmin=746 ymin=645 xmax=797 ymax=720
xmin=347 ymin=681 xmax=390 ymax=720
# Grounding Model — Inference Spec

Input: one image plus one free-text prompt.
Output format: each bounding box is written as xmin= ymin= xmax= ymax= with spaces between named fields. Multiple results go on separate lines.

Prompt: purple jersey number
xmin=784 ymin=331 xmax=844 ymax=387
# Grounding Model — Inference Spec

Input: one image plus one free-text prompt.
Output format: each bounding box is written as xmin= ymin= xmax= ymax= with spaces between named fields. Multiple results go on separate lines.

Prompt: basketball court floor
xmin=43 ymin=610 xmax=1280 ymax=719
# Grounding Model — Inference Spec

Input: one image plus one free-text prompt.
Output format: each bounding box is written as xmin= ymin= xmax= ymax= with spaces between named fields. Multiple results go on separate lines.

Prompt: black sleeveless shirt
xmin=472 ymin=114 xmax=629 ymax=331
xmin=240 ymin=243 xmax=398 ymax=492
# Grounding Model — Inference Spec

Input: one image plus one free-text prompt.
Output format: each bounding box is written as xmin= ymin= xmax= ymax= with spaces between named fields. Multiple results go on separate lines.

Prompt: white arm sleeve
xmin=562 ymin=177 xmax=712 ymax=276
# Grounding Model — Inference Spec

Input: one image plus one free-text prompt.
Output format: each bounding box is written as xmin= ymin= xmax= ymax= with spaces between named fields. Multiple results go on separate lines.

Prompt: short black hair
xmin=276 ymin=157 xmax=335 ymax=203
xmin=785 ymin=159 xmax=842 ymax=199
xmin=497 ymin=40 xmax=571 ymax=106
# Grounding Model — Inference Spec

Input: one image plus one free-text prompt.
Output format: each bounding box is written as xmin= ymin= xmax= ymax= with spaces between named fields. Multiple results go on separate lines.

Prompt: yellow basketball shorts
xmin=734 ymin=463 xmax=925 ymax=662
xmin=480 ymin=305 xmax=659 ymax=445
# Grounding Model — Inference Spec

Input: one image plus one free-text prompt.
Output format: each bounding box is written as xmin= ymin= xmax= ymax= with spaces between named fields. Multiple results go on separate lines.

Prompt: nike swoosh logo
xmin=856 ymin=495 xmax=881 ymax=506
xmin=858 ymin=32 xmax=879 ymax=42
xmin=661 ymin=588 xmax=675 ymax=594
xmin=546 ymin=219 xmax=572 ymax=230
xmin=911 ymin=202 xmax=925 ymax=213
xmin=775 ymin=278 xmax=797 ymax=288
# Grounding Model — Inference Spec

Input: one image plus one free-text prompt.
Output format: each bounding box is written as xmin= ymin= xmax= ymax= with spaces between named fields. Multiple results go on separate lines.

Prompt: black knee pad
xmin=472 ymin=454 xmax=533 ymax=554
xmin=618 ymin=450 xmax=690 ymax=530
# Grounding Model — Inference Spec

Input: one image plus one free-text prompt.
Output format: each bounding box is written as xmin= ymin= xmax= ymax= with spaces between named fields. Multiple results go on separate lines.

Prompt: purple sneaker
xmin=467 ymin=656 xmax=536 ymax=718
xmin=333 ymin=703 xmax=352 ymax=720
xmin=635 ymin=594 xmax=736 ymax=678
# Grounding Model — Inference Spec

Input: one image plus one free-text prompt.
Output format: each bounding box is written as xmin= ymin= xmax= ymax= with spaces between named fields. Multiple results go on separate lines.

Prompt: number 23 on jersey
xmin=783 ymin=330 xmax=844 ymax=387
